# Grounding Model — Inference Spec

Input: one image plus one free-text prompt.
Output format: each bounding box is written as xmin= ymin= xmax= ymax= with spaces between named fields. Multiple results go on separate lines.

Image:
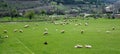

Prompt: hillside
xmin=1 ymin=0 xmax=118 ymax=11
xmin=0 ymin=0 xmax=119 ymax=17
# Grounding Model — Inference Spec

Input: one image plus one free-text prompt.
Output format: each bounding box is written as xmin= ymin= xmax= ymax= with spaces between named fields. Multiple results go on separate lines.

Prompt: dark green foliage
xmin=0 ymin=0 xmax=8 ymax=7
xmin=40 ymin=10 xmax=46 ymax=15
xmin=9 ymin=9 xmax=19 ymax=21
xmin=24 ymin=10 xmax=35 ymax=20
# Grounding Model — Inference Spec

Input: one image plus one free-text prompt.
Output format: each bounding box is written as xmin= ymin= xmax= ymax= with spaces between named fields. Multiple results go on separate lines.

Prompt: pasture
xmin=0 ymin=18 xmax=120 ymax=54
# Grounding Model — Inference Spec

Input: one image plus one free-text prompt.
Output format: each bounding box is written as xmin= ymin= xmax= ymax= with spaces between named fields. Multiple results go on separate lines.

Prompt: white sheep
xmin=61 ymin=30 xmax=65 ymax=33
xmin=4 ymin=35 xmax=8 ymax=38
xmin=44 ymin=28 xmax=48 ymax=31
xmin=54 ymin=22 xmax=59 ymax=25
xmin=19 ymin=29 xmax=23 ymax=33
xmin=78 ymin=23 xmax=82 ymax=26
xmin=43 ymin=31 xmax=48 ymax=35
xmin=3 ymin=30 xmax=7 ymax=33
xmin=14 ymin=29 xmax=18 ymax=32
xmin=106 ymin=31 xmax=111 ymax=34
xmin=85 ymin=23 xmax=88 ymax=26
xmin=85 ymin=45 xmax=92 ymax=48
xmin=74 ymin=44 xmax=83 ymax=48
xmin=75 ymin=24 xmax=78 ymax=26
xmin=81 ymin=30 xmax=84 ymax=34
xmin=63 ymin=20 xmax=67 ymax=22
xmin=112 ymin=27 xmax=115 ymax=30
xmin=60 ymin=22 xmax=64 ymax=25
xmin=24 ymin=25 xmax=29 ymax=28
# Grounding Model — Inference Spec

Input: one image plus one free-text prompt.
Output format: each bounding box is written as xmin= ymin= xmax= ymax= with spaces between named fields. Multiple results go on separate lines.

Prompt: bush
xmin=24 ymin=10 xmax=35 ymax=20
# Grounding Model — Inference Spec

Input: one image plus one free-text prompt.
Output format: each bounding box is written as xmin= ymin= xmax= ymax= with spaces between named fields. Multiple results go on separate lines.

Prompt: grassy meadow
xmin=0 ymin=18 xmax=120 ymax=54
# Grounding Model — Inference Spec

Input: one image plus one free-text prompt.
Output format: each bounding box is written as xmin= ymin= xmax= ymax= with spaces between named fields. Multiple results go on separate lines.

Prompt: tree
xmin=40 ymin=10 xmax=46 ymax=15
xmin=24 ymin=10 xmax=35 ymax=20
xmin=10 ymin=9 xmax=18 ymax=21
xmin=50 ymin=1 xmax=57 ymax=14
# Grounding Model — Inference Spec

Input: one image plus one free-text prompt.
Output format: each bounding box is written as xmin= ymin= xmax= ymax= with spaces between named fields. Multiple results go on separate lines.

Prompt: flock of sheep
xmin=2 ymin=19 xmax=116 ymax=49
xmin=74 ymin=44 xmax=92 ymax=48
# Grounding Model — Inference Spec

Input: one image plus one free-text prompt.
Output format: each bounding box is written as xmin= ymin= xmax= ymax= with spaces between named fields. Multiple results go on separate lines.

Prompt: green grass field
xmin=0 ymin=18 xmax=120 ymax=54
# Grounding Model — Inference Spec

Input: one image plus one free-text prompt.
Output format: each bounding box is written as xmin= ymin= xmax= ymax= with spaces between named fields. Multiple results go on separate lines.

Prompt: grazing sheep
xmin=85 ymin=23 xmax=88 ymax=26
xmin=24 ymin=25 xmax=29 ymax=28
xmin=75 ymin=24 xmax=78 ymax=26
xmin=78 ymin=23 xmax=82 ymax=26
xmin=4 ymin=35 xmax=8 ymax=38
xmin=62 ymin=23 xmax=65 ymax=25
xmin=81 ymin=30 xmax=84 ymax=34
xmin=19 ymin=29 xmax=23 ymax=33
xmin=63 ymin=22 xmax=67 ymax=25
xmin=43 ymin=31 xmax=48 ymax=35
xmin=61 ymin=30 xmax=65 ymax=33
xmin=112 ymin=27 xmax=115 ymax=30
xmin=44 ymin=28 xmax=48 ymax=31
xmin=3 ymin=30 xmax=7 ymax=33
xmin=60 ymin=22 xmax=64 ymax=25
xmin=54 ymin=22 xmax=59 ymax=25
xmin=85 ymin=45 xmax=92 ymax=48
xmin=14 ymin=29 xmax=18 ymax=32
xmin=106 ymin=31 xmax=111 ymax=34
xmin=69 ymin=20 xmax=73 ymax=22
xmin=63 ymin=20 xmax=67 ymax=22
xmin=74 ymin=44 xmax=83 ymax=48
xmin=44 ymin=41 xmax=48 ymax=45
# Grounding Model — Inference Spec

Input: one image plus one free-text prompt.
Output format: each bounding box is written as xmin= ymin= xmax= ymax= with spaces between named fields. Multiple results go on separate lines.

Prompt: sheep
xmin=44 ymin=28 xmax=48 ymax=31
xmin=14 ymin=29 xmax=18 ymax=32
xmin=85 ymin=23 xmax=88 ymax=26
xmin=60 ymin=22 xmax=65 ymax=25
xmin=85 ymin=45 xmax=92 ymax=48
xmin=106 ymin=31 xmax=111 ymax=34
xmin=63 ymin=20 xmax=67 ymax=22
xmin=44 ymin=41 xmax=48 ymax=45
xmin=75 ymin=24 xmax=78 ymax=26
xmin=19 ymin=29 xmax=23 ymax=33
xmin=43 ymin=31 xmax=48 ymax=35
xmin=24 ymin=25 xmax=29 ymax=28
xmin=81 ymin=30 xmax=84 ymax=34
xmin=54 ymin=22 xmax=59 ymax=25
xmin=74 ymin=44 xmax=83 ymax=48
xmin=62 ymin=23 xmax=65 ymax=25
xmin=69 ymin=20 xmax=73 ymax=22
xmin=61 ymin=30 xmax=65 ymax=33
xmin=78 ymin=23 xmax=82 ymax=26
xmin=3 ymin=30 xmax=7 ymax=33
xmin=112 ymin=27 xmax=115 ymax=30
xmin=4 ymin=35 xmax=8 ymax=38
